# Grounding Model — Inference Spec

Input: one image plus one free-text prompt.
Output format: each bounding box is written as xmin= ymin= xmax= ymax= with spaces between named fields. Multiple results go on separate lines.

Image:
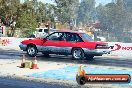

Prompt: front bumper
xmin=19 ymin=43 xmax=27 ymax=51
xmin=83 ymin=48 xmax=111 ymax=55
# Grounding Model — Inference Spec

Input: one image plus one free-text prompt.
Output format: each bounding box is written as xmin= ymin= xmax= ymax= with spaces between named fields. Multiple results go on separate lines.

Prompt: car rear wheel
xmin=27 ymin=45 xmax=37 ymax=57
xmin=72 ymin=48 xmax=85 ymax=60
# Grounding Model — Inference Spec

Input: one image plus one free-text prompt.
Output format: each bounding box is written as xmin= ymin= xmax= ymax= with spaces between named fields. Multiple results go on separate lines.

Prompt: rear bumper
xmin=83 ymin=48 xmax=111 ymax=55
xmin=19 ymin=43 xmax=27 ymax=51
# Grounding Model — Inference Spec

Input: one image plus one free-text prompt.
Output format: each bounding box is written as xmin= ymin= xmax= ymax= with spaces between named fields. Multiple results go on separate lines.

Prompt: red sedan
xmin=19 ymin=31 xmax=110 ymax=60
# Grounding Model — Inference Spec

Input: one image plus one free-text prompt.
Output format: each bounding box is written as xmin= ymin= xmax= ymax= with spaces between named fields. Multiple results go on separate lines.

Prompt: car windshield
xmin=80 ymin=33 xmax=94 ymax=41
xmin=38 ymin=29 xmax=43 ymax=32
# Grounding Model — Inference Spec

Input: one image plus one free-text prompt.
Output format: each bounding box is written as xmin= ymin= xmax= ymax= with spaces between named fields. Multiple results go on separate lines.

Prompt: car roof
xmin=56 ymin=30 xmax=85 ymax=34
xmin=36 ymin=28 xmax=56 ymax=30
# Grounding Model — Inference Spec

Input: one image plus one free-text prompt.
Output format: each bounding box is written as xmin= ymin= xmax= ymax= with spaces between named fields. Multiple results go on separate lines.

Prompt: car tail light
xmin=96 ymin=44 xmax=110 ymax=49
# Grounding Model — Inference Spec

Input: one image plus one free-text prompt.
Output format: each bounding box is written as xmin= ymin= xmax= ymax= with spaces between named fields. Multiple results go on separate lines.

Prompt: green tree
xmin=0 ymin=0 xmax=21 ymax=36
xmin=35 ymin=1 xmax=46 ymax=22
xmin=124 ymin=0 xmax=132 ymax=12
xmin=96 ymin=0 xmax=127 ymax=41
xmin=16 ymin=13 xmax=37 ymax=37
xmin=54 ymin=0 xmax=79 ymax=28
xmin=77 ymin=0 xmax=96 ymax=25
xmin=96 ymin=4 xmax=109 ymax=31
xmin=15 ymin=0 xmax=38 ymax=37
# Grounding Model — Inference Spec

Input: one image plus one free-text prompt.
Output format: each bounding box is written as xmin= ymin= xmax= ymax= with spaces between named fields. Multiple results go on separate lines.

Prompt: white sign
xmin=108 ymin=42 xmax=132 ymax=57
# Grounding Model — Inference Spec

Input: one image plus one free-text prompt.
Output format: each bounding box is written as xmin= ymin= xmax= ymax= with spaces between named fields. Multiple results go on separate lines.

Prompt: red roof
xmin=57 ymin=29 xmax=84 ymax=34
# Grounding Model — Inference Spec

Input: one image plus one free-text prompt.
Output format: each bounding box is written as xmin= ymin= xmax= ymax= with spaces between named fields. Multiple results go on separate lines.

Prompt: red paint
xmin=112 ymin=44 xmax=121 ymax=51
xmin=21 ymin=32 xmax=107 ymax=50
xmin=21 ymin=38 xmax=105 ymax=49
xmin=112 ymin=44 xmax=132 ymax=51
xmin=0 ymin=38 xmax=10 ymax=46
xmin=122 ymin=47 xmax=132 ymax=50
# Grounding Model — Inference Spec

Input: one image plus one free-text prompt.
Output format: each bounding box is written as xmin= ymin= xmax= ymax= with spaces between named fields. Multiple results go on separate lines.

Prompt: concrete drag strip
xmin=0 ymin=49 xmax=132 ymax=88
xmin=0 ymin=58 xmax=130 ymax=88
xmin=0 ymin=75 xmax=126 ymax=88
xmin=0 ymin=76 xmax=76 ymax=88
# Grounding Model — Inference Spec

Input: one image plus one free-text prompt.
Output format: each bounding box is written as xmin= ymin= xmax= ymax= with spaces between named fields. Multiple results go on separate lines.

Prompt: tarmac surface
xmin=0 ymin=49 xmax=132 ymax=88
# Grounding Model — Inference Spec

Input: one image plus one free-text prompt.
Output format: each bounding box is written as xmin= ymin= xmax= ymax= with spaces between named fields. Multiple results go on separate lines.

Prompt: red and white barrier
xmin=108 ymin=42 xmax=132 ymax=57
xmin=0 ymin=37 xmax=32 ymax=50
xmin=0 ymin=37 xmax=132 ymax=57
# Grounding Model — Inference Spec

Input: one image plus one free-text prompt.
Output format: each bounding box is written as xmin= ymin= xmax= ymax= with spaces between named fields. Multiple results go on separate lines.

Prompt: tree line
xmin=0 ymin=0 xmax=131 ymax=41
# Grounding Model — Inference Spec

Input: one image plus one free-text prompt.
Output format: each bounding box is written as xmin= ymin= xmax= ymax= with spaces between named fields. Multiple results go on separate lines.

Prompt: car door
xmin=42 ymin=32 xmax=65 ymax=53
xmin=63 ymin=33 xmax=84 ymax=54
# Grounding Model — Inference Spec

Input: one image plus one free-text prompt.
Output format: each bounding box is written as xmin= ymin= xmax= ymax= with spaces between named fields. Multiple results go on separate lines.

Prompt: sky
xmin=95 ymin=0 xmax=112 ymax=6
xmin=38 ymin=0 xmax=112 ymax=6
xmin=21 ymin=0 xmax=112 ymax=6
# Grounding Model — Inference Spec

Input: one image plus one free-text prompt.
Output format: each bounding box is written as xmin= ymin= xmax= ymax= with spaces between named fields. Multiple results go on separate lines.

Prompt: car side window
xmin=65 ymin=33 xmax=82 ymax=42
xmin=38 ymin=29 xmax=43 ymax=32
xmin=74 ymin=34 xmax=83 ymax=42
xmin=47 ymin=32 xmax=64 ymax=41
xmin=44 ymin=29 xmax=48 ymax=33
xmin=65 ymin=33 xmax=73 ymax=41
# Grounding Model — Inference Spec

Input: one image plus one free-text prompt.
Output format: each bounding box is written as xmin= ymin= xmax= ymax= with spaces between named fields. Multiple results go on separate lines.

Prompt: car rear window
xmin=80 ymin=33 xmax=94 ymax=41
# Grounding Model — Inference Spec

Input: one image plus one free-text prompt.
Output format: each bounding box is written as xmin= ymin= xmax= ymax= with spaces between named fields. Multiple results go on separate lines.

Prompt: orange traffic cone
xmin=18 ymin=54 xmax=26 ymax=68
xmin=31 ymin=56 xmax=39 ymax=69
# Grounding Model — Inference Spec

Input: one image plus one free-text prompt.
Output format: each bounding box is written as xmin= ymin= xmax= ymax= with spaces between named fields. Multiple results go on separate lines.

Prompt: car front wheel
xmin=72 ymin=48 xmax=85 ymax=60
xmin=27 ymin=45 xmax=37 ymax=57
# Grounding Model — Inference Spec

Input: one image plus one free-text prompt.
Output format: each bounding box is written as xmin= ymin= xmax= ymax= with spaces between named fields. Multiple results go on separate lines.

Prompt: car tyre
xmin=27 ymin=45 xmax=37 ymax=57
xmin=72 ymin=48 xmax=85 ymax=60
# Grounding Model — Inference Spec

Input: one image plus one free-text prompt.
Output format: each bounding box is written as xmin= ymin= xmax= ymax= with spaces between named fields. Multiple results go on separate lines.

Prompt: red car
xmin=19 ymin=31 xmax=110 ymax=60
